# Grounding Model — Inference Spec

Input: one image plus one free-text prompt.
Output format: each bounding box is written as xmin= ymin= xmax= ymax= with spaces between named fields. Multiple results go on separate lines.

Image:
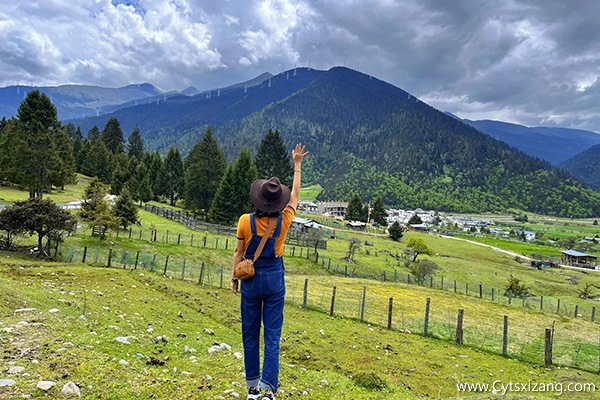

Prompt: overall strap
xmin=252 ymin=217 xmax=278 ymax=262
xmin=249 ymin=214 xmax=257 ymax=235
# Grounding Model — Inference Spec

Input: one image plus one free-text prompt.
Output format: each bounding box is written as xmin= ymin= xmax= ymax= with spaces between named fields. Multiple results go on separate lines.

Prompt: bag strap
xmin=252 ymin=217 xmax=278 ymax=262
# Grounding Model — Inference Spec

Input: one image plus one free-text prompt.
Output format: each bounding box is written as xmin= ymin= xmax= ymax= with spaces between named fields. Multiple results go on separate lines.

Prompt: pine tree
xmin=110 ymin=153 xmax=131 ymax=195
xmin=345 ymin=193 xmax=364 ymax=221
xmin=388 ymin=221 xmax=404 ymax=241
xmin=79 ymin=178 xmax=109 ymax=221
xmin=84 ymin=140 xmax=113 ymax=183
xmin=127 ymin=127 xmax=144 ymax=160
xmin=114 ymin=187 xmax=138 ymax=229
xmin=210 ymin=147 xmax=257 ymax=225
xmin=49 ymin=127 xmax=77 ymax=189
xmin=158 ymin=147 xmax=185 ymax=206
xmin=143 ymin=151 xmax=163 ymax=200
xmin=371 ymin=197 xmax=388 ymax=227
xmin=72 ymin=127 xmax=84 ymax=168
xmin=102 ymin=117 xmax=125 ymax=154
xmin=87 ymin=126 xmax=101 ymax=142
xmin=129 ymin=161 xmax=153 ymax=205
xmin=254 ymin=129 xmax=294 ymax=187
xmin=15 ymin=90 xmax=61 ymax=199
xmin=184 ymin=126 xmax=226 ymax=213
xmin=76 ymin=139 xmax=91 ymax=173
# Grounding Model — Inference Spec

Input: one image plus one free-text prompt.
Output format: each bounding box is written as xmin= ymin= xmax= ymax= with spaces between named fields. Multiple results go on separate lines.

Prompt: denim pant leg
xmin=260 ymin=267 xmax=286 ymax=393
xmin=241 ymin=278 xmax=262 ymax=387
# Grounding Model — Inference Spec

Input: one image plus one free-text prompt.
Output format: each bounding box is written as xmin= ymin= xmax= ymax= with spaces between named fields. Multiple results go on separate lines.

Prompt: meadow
xmin=1 ymin=180 xmax=600 ymax=398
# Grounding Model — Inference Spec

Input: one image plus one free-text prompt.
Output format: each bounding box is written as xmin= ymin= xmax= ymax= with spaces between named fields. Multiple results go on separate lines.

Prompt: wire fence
xmin=55 ymin=243 xmax=600 ymax=374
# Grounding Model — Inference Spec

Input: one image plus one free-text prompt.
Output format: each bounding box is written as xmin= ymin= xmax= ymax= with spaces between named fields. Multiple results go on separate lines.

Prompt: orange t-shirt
xmin=236 ymin=206 xmax=295 ymax=256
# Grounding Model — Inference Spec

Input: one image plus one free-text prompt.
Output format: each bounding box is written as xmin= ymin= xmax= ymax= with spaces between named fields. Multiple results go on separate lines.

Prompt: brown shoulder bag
xmin=234 ymin=217 xmax=278 ymax=280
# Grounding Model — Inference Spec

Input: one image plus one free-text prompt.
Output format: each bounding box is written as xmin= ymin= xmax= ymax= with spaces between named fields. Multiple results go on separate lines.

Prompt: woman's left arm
xmin=231 ymin=238 xmax=245 ymax=295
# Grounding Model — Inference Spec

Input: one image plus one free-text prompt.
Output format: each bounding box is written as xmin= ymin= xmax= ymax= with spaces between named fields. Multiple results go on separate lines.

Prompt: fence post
xmin=394 ymin=269 xmax=398 ymax=283
xmin=503 ymin=315 xmax=509 ymax=356
xmin=360 ymin=285 xmax=366 ymax=322
xmin=191 ymin=234 xmax=194 ymax=246
xmin=344 ymin=266 xmax=348 ymax=277
xmin=440 ymin=276 xmax=444 ymax=289
xmin=508 ymin=293 xmax=512 ymax=305
xmin=182 ymin=259 xmax=186 ymax=280
xmin=199 ymin=262 xmax=205 ymax=285
xmin=540 ymin=295 xmax=544 ymax=311
xmin=116 ymin=229 xmax=119 ymax=238
xmin=592 ymin=307 xmax=596 ymax=323
xmin=226 ymin=238 xmax=229 ymax=250
xmin=129 ymin=227 xmax=132 ymax=239
xmin=408 ymin=274 xmax=411 ymax=284
xmin=424 ymin=297 xmax=431 ymax=336
xmin=544 ymin=328 xmax=553 ymax=367
xmin=177 ymin=234 xmax=181 ymax=245
xmin=220 ymin=265 xmax=224 ymax=288
xmin=215 ymin=238 xmax=219 ymax=249
xmin=382 ymin=271 xmax=386 ymax=282
xmin=465 ymin=282 xmax=468 ymax=296
xmin=151 ymin=254 xmax=157 ymax=271
xmin=134 ymin=251 xmax=139 ymax=270
xmin=557 ymin=299 xmax=561 ymax=314
xmin=574 ymin=304 xmax=579 ymax=318
xmin=303 ymin=278 xmax=309 ymax=308
xmin=479 ymin=284 xmax=483 ymax=299
xmin=454 ymin=280 xmax=457 ymax=293
xmin=139 ymin=229 xmax=142 ymax=240
xmin=491 ymin=288 xmax=495 ymax=302
xmin=456 ymin=309 xmax=464 ymax=345
xmin=166 ymin=230 xmax=169 ymax=243
xmin=107 ymin=248 xmax=113 ymax=267
xmin=82 ymin=246 xmax=87 ymax=263
xmin=163 ymin=255 xmax=169 ymax=275
xmin=203 ymin=236 xmax=207 ymax=248
xmin=387 ymin=297 xmax=394 ymax=330
xmin=429 ymin=276 xmax=433 ymax=288
xmin=330 ymin=286 xmax=336 ymax=316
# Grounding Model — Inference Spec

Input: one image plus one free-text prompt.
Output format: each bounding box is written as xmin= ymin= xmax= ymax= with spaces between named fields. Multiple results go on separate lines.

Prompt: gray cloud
xmin=2 ymin=0 xmax=600 ymax=132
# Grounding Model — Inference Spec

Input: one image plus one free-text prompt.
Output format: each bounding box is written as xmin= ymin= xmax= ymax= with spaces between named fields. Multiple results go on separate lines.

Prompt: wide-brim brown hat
xmin=250 ymin=177 xmax=291 ymax=213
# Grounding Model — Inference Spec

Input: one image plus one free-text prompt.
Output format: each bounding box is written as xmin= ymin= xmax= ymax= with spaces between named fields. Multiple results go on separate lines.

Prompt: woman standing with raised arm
xmin=231 ymin=143 xmax=309 ymax=400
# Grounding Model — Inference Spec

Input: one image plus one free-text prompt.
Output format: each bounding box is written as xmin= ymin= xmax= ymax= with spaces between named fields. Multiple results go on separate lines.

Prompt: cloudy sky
xmin=2 ymin=0 xmax=600 ymax=131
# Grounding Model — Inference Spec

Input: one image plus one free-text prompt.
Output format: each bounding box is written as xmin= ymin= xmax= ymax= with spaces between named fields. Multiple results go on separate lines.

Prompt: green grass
xmin=0 ymin=174 xmax=93 ymax=205
xmin=299 ymin=184 xmax=322 ymax=202
xmin=1 ymin=262 xmax=599 ymax=399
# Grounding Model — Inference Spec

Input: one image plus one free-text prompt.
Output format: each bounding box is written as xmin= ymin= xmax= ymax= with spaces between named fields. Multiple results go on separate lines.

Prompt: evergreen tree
xmin=388 ymin=221 xmax=404 ymax=241
xmin=14 ymin=90 xmax=61 ymax=199
xmin=408 ymin=213 xmax=423 ymax=225
xmin=127 ymin=127 xmax=144 ymax=160
xmin=345 ymin=193 xmax=364 ymax=221
xmin=76 ymin=139 xmax=91 ymax=173
xmin=371 ymin=197 xmax=387 ymax=227
xmin=143 ymin=151 xmax=163 ymax=200
xmin=83 ymin=140 xmax=113 ymax=184
xmin=129 ymin=161 xmax=153 ymax=205
xmin=254 ymin=129 xmax=294 ymax=187
xmin=49 ymin=127 xmax=77 ymax=189
xmin=114 ymin=187 xmax=138 ymax=229
xmin=0 ymin=117 xmax=7 ymax=136
xmin=110 ymin=153 xmax=131 ymax=195
xmin=158 ymin=147 xmax=185 ymax=206
xmin=360 ymin=204 xmax=369 ymax=223
xmin=80 ymin=177 xmax=109 ymax=221
xmin=210 ymin=147 xmax=257 ymax=225
xmin=72 ymin=127 xmax=84 ymax=168
xmin=102 ymin=117 xmax=125 ymax=154
xmin=184 ymin=126 xmax=226 ymax=213
xmin=87 ymin=126 xmax=101 ymax=142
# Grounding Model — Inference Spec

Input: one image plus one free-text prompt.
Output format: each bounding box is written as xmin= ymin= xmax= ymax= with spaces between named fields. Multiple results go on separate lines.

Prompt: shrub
xmin=353 ymin=371 xmax=387 ymax=390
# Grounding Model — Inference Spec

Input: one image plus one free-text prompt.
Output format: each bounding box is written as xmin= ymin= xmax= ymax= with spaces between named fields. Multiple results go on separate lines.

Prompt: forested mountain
xmin=560 ymin=144 xmax=600 ymax=191
xmin=68 ymin=67 xmax=600 ymax=217
xmin=463 ymin=119 xmax=600 ymax=165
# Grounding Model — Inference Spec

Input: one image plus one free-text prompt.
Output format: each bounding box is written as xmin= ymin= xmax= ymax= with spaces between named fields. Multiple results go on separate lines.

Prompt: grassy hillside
xmin=1 ymin=262 xmax=599 ymax=399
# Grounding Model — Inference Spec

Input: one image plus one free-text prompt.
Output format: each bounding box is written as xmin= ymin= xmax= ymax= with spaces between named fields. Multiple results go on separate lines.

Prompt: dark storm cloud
xmin=2 ymin=0 xmax=600 ymax=131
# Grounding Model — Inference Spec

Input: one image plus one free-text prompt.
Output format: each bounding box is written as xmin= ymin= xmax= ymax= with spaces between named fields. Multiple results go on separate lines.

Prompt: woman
xmin=231 ymin=143 xmax=308 ymax=400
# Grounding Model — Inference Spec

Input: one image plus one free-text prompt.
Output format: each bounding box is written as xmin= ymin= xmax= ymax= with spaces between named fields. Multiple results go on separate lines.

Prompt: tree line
xmin=0 ymin=90 xmax=295 ymax=229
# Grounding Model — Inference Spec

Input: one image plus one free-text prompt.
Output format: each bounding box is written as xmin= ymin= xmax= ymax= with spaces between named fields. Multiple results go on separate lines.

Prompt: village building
xmin=560 ymin=250 xmax=598 ymax=268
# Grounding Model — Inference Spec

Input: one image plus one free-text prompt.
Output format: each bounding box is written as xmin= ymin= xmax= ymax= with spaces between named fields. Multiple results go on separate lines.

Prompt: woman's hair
xmin=254 ymin=207 xmax=281 ymax=218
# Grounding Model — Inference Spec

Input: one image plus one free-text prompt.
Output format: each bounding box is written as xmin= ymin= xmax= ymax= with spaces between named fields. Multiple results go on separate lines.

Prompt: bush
xmin=353 ymin=371 xmax=387 ymax=390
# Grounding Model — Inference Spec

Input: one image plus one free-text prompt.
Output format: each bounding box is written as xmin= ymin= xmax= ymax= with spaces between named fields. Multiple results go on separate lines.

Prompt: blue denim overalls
xmin=241 ymin=214 xmax=286 ymax=393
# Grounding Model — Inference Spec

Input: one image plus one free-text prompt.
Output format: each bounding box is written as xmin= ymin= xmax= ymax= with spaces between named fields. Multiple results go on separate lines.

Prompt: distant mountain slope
xmin=464 ymin=119 xmax=600 ymax=165
xmin=0 ymin=83 xmax=163 ymax=121
xmin=560 ymin=144 xmax=600 ymax=191
xmin=69 ymin=67 xmax=600 ymax=217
